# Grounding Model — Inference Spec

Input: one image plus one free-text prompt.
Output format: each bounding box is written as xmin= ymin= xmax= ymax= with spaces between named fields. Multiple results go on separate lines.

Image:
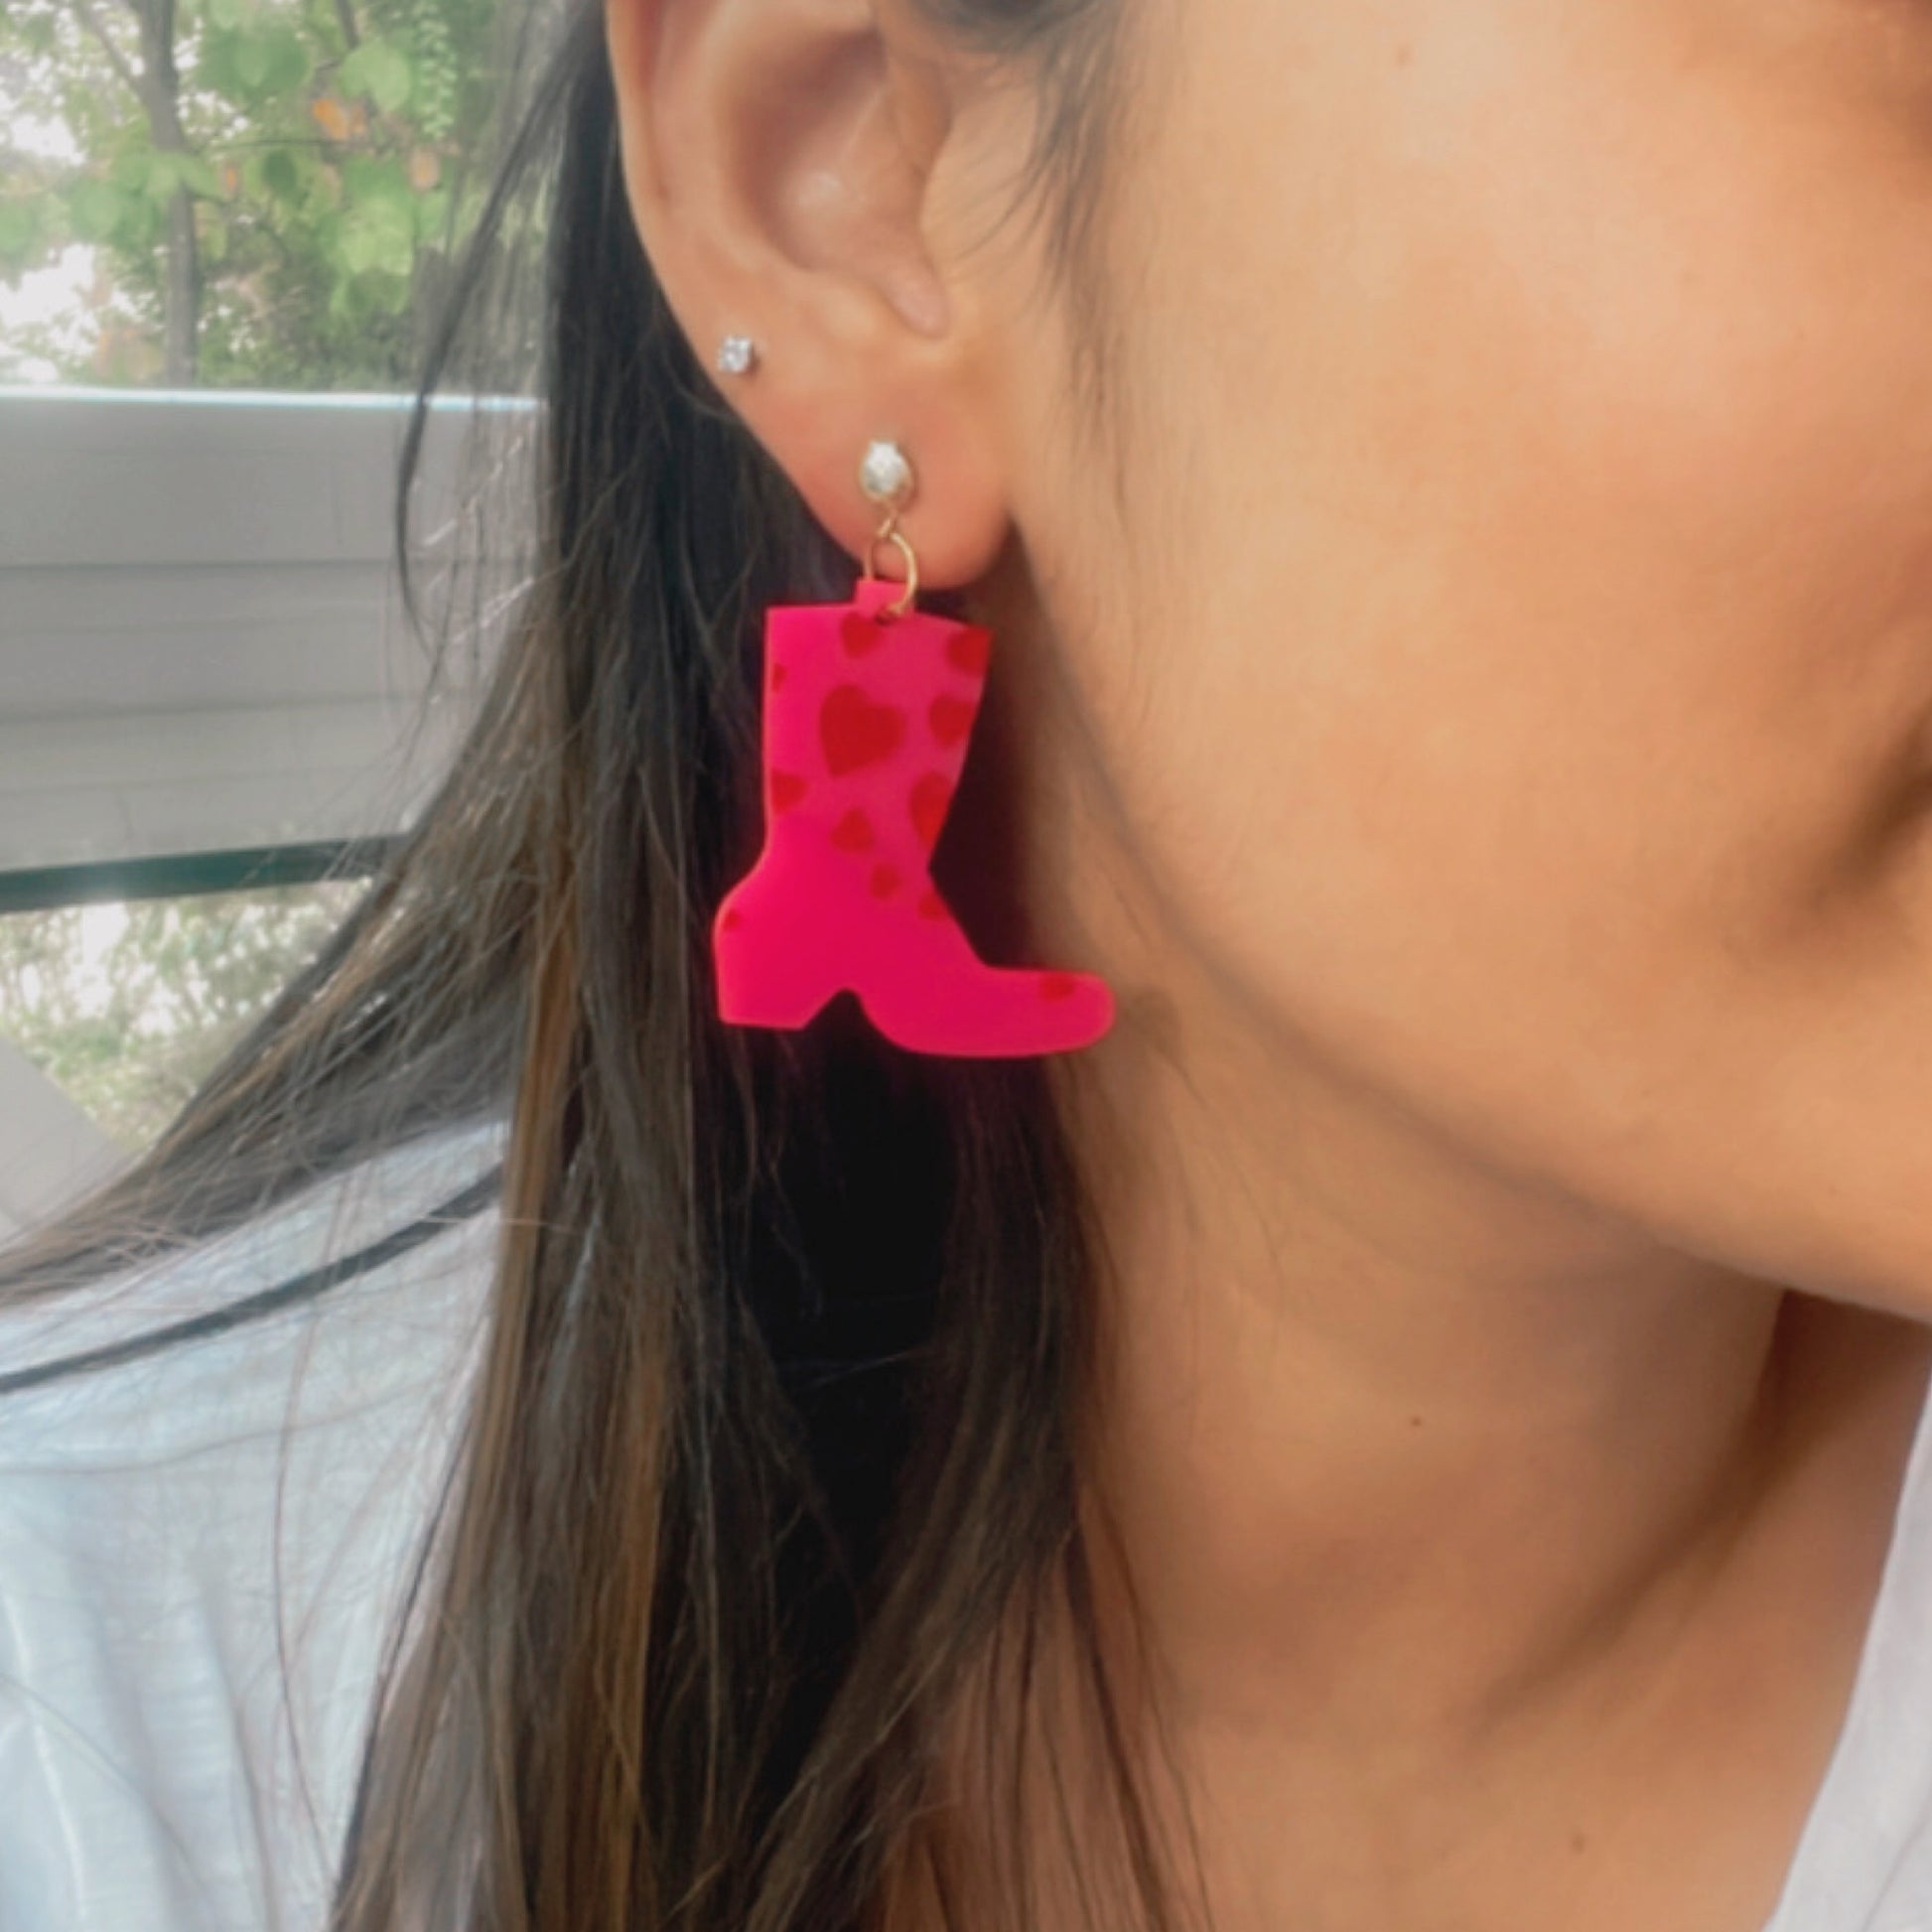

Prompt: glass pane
xmin=0 ymin=0 xmax=510 ymax=389
xmin=0 ymin=879 xmax=360 ymax=1155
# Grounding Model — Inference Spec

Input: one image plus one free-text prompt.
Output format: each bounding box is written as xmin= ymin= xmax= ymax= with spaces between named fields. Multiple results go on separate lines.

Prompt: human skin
xmin=608 ymin=0 xmax=1932 ymax=1924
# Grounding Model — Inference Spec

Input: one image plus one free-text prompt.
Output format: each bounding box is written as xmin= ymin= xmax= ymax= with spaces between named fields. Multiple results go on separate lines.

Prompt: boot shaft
xmin=758 ymin=577 xmax=992 ymax=874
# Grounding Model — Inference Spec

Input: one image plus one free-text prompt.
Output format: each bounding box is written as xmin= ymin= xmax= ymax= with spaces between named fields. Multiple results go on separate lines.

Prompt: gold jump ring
xmin=863 ymin=513 xmax=919 ymax=621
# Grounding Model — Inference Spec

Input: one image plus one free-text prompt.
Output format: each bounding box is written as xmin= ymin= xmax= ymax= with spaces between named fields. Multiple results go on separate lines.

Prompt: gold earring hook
xmin=863 ymin=506 xmax=919 ymax=621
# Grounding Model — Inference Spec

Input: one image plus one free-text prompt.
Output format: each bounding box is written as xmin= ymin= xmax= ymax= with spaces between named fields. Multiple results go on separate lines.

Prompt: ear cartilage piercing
xmin=716 ymin=333 xmax=759 ymax=376
xmin=857 ymin=439 xmax=918 ymax=620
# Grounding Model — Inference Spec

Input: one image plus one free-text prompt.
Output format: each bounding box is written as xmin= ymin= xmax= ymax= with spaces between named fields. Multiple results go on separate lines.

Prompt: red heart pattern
xmin=841 ymin=613 xmax=886 ymax=658
xmin=909 ymin=772 xmax=953 ymax=850
xmin=929 ymin=695 xmax=976 ymax=749
xmin=820 ymin=684 xmax=905 ymax=775
xmin=830 ymin=807 xmax=875 ymax=852
xmin=946 ymin=628 xmax=991 ymax=678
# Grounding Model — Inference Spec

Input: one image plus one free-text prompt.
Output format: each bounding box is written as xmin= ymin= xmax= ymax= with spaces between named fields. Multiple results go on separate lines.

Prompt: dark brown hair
xmin=0 ymin=1 xmax=1198 ymax=1927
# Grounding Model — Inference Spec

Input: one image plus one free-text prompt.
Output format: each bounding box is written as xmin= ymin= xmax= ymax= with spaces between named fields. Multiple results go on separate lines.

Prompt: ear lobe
xmin=601 ymin=0 xmax=1012 ymax=589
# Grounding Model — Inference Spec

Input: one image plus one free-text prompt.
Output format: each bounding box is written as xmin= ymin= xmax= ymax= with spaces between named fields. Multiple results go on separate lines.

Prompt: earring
xmin=857 ymin=436 xmax=918 ymax=620
xmin=716 ymin=333 xmax=759 ymax=377
xmin=710 ymin=437 xmax=1116 ymax=1057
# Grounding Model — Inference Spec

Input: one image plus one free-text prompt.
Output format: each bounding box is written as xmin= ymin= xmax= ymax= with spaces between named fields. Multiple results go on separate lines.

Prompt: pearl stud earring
xmin=716 ymin=333 xmax=759 ymax=377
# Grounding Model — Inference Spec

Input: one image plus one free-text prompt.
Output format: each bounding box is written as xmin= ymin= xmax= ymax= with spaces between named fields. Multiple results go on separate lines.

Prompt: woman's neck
xmin=957 ymin=993 xmax=1932 ymax=1931
xmin=1056 ymin=990 xmax=1800 ymax=1737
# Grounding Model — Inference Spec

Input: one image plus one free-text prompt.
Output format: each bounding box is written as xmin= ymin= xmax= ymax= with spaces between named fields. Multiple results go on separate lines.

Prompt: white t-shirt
xmin=2 ymin=1128 xmax=1930 ymax=1932
xmin=0 ymin=1123 xmax=501 ymax=1932
xmin=1759 ymin=1349 xmax=1932 ymax=1932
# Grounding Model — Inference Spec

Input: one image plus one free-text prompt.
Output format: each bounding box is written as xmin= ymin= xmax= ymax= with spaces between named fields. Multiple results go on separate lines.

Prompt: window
xmin=1 ymin=0 xmax=533 ymax=1225
xmin=0 ymin=874 xmax=363 ymax=1199
xmin=0 ymin=0 xmax=507 ymax=391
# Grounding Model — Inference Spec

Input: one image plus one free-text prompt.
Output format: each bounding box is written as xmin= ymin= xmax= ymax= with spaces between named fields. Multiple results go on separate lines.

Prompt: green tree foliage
xmin=0 ymin=884 xmax=359 ymax=1148
xmin=0 ymin=0 xmax=511 ymax=386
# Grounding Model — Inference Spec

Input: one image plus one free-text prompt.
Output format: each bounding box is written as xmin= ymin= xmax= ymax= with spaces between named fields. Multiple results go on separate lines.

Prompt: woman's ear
xmin=603 ymin=0 xmax=1013 ymax=586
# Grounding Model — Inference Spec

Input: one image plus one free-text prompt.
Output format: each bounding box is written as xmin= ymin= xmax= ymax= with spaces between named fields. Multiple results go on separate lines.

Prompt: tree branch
xmin=334 ymin=0 xmax=359 ymax=49
xmin=68 ymin=0 xmax=144 ymax=106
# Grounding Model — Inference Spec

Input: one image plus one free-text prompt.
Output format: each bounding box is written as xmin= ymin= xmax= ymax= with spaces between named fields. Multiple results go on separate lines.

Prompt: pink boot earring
xmin=711 ymin=437 xmax=1116 ymax=1057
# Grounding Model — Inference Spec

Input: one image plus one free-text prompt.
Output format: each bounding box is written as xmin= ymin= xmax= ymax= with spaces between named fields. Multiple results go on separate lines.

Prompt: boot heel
xmin=713 ymin=902 xmax=841 ymax=1031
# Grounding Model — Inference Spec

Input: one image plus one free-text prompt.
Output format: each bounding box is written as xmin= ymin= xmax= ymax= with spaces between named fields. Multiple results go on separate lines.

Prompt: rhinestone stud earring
xmin=857 ymin=436 xmax=913 ymax=509
xmin=716 ymin=333 xmax=759 ymax=377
